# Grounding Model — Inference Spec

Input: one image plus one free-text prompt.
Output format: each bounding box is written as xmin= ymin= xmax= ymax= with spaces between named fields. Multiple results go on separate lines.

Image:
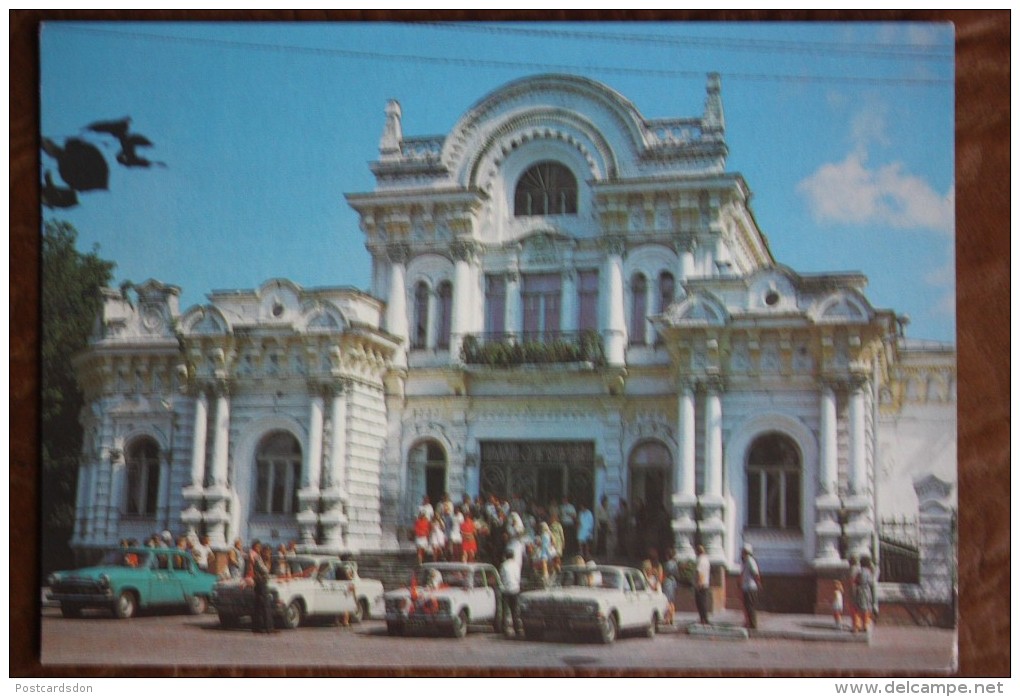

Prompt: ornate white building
xmin=71 ymin=74 xmax=955 ymax=613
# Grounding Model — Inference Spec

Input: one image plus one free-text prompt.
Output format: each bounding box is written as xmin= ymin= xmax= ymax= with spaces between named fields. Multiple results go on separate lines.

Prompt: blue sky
xmin=39 ymin=21 xmax=955 ymax=343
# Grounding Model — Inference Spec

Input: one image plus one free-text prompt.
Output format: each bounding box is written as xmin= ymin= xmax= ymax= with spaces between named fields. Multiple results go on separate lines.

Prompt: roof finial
xmin=379 ymin=99 xmax=403 ymax=160
xmin=703 ymin=72 xmax=725 ymax=138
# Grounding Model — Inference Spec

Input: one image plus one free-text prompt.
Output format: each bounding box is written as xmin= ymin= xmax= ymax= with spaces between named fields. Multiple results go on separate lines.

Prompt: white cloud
xmin=796 ymin=152 xmax=954 ymax=234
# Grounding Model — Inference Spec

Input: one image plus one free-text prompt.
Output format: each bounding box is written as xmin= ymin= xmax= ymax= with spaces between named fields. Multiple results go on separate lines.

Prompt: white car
xmin=518 ymin=564 xmax=669 ymax=643
xmin=212 ymin=555 xmax=384 ymax=630
xmin=383 ymin=562 xmax=503 ymax=638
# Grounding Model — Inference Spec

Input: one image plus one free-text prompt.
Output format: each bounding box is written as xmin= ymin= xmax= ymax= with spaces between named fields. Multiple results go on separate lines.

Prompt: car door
xmin=148 ymin=551 xmax=179 ymax=605
xmin=470 ymin=568 xmax=496 ymax=620
xmin=622 ymin=570 xmax=648 ymax=629
xmin=317 ymin=561 xmax=353 ymax=616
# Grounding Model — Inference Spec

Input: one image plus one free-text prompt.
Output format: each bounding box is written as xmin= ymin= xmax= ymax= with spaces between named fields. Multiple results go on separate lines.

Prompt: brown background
xmin=10 ymin=9 xmax=1010 ymax=677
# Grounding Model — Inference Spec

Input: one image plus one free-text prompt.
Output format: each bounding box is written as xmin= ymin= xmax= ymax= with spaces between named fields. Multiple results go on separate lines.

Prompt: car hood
xmin=384 ymin=587 xmax=458 ymax=601
xmin=51 ymin=565 xmax=145 ymax=582
xmin=521 ymin=587 xmax=617 ymax=602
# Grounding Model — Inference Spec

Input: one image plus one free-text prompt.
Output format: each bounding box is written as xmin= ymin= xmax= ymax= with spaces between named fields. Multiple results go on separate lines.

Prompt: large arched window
xmin=437 ymin=281 xmax=453 ymax=349
xmin=412 ymin=281 xmax=429 ymax=349
xmin=746 ymin=432 xmax=801 ymax=530
xmin=629 ymin=273 xmax=648 ymax=345
xmin=514 ymin=161 xmax=578 ymax=217
xmin=254 ymin=431 xmax=302 ymax=515
xmin=125 ymin=437 xmax=161 ymax=516
xmin=628 ymin=441 xmax=672 ymax=512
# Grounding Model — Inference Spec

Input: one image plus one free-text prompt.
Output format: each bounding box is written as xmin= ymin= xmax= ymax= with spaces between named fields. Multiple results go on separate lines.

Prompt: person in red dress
xmin=460 ymin=510 xmax=478 ymax=562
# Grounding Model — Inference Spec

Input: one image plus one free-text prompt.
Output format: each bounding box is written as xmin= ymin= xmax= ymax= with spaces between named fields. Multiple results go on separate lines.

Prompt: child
xmin=833 ymin=580 xmax=845 ymax=629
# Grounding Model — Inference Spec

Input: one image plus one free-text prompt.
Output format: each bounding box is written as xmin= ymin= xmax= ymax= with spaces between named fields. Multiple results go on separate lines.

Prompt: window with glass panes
xmin=522 ymin=273 xmax=561 ymax=339
xmin=125 ymin=437 xmax=160 ymax=516
xmin=746 ymin=433 xmax=801 ymax=530
xmin=254 ymin=431 xmax=302 ymax=515
xmin=485 ymin=274 xmax=506 ymax=338
xmin=514 ymin=161 xmax=578 ymax=217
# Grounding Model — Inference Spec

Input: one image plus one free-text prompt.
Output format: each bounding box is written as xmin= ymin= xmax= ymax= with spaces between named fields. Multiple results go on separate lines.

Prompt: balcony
xmin=460 ymin=331 xmax=605 ymax=368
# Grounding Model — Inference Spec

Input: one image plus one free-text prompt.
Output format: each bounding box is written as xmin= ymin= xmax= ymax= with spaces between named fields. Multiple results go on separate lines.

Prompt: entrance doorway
xmin=408 ymin=440 xmax=447 ymax=517
xmin=479 ymin=441 xmax=594 ymax=510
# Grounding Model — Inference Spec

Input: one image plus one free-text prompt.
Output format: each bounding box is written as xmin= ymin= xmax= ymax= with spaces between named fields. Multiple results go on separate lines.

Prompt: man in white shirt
xmin=193 ymin=534 xmax=214 ymax=573
xmin=499 ymin=548 xmax=522 ymax=637
xmin=695 ymin=544 xmax=711 ymax=625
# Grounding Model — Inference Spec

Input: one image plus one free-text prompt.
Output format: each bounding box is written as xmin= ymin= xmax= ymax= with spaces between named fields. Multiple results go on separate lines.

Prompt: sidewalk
xmin=663 ymin=609 xmax=871 ymax=643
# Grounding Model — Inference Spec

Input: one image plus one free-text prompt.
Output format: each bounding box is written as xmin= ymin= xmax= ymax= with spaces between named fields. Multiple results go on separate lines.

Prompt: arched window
xmin=628 ymin=441 xmax=672 ymax=512
xmin=514 ymin=161 xmax=578 ymax=217
xmin=629 ymin=273 xmax=648 ymax=345
xmin=412 ymin=282 xmax=429 ymax=349
xmin=125 ymin=437 xmax=161 ymax=516
xmin=746 ymin=433 xmax=801 ymax=530
xmin=437 ymin=281 xmax=453 ymax=349
xmin=254 ymin=431 xmax=302 ymax=515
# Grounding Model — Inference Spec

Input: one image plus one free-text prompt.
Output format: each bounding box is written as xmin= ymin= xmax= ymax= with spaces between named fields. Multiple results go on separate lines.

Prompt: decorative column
xmin=182 ymin=386 xmax=208 ymax=535
xmin=297 ymin=382 xmax=326 ymax=545
xmin=450 ymin=239 xmax=477 ymax=363
xmin=319 ymin=378 xmax=351 ymax=552
xmin=385 ymin=244 xmax=410 ymax=365
xmin=813 ymin=383 xmax=842 ymax=567
xmin=600 ymin=235 xmax=627 ymax=365
xmin=846 ymin=377 xmax=872 ymax=559
xmin=203 ymin=378 xmax=232 ymax=547
xmin=671 ymin=380 xmax=698 ymax=559
xmin=561 ymin=269 xmax=576 ymax=334
xmin=700 ymin=377 xmax=726 ymax=560
xmin=505 ymin=271 xmax=521 ymax=339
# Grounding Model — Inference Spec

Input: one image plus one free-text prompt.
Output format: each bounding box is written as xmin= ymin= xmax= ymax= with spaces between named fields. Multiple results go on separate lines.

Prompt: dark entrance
xmin=479 ymin=441 xmax=595 ymax=509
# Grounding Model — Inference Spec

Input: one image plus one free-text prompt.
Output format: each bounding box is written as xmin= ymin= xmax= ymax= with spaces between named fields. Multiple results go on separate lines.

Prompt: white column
xmin=679 ymin=239 xmax=696 ymax=280
xmin=506 ymin=272 xmax=521 ymax=338
xmin=701 ymin=380 xmax=726 ymax=560
xmin=848 ymin=386 xmax=867 ymax=494
xmin=704 ymin=386 xmax=723 ymax=497
xmin=189 ymin=389 xmax=208 ymax=488
xmin=210 ymin=384 xmax=230 ymax=488
xmin=819 ymin=385 xmax=838 ymax=494
xmin=601 ymin=238 xmax=627 ymax=365
xmin=672 ymin=381 xmax=698 ymax=559
xmin=425 ymin=290 xmax=437 ymax=350
xmin=385 ymin=245 xmax=409 ymax=364
xmin=678 ymin=383 xmax=696 ymax=498
xmin=305 ymin=390 xmax=325 ymax=491
xmin=561 ymin=270 xmax=576 ymax=333
xmin=450 ymin=240 xmax=475 ymax=362
xmin=328 ymin=384 xmax=348 ymax=495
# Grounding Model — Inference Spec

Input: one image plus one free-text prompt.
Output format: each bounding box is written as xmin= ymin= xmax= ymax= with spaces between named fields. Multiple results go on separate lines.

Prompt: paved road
xmin=39 ymin=607 xmax=956 ymax=674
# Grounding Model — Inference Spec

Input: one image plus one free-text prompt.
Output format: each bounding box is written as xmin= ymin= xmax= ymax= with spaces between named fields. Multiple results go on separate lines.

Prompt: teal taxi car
xmin=47 ymin=547 xmax=218 ymax=619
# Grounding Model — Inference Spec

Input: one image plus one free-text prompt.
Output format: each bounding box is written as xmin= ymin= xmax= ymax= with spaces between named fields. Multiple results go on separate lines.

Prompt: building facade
xmin=71 ymin=74 xmax=956 ymax=612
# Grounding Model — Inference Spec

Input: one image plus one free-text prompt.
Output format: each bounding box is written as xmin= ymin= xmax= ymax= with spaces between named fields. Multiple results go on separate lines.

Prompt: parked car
xmin=46 ymin=546 xmax=217 ymax=619
xmin=383 ymin=562 xmax=503 ymax=638
xmin=211 ymin=555 xmax=384 ymax=629
xmin=517 ymin=564 xmax=668 ymax=643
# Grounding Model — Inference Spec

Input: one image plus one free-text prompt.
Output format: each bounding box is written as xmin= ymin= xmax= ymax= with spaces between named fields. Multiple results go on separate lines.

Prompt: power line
xmin=48 ymin=24 xmax=953 ymax=87
xmin=424 ymin=21 xmax=955 ymax=61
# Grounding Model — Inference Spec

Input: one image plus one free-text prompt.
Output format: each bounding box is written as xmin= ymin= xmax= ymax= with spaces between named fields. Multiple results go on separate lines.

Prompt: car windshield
xmin=283 ymin=557 xmax=319 ymax=578
xmin=100 ymin=549 xmax=150 ymax=568
xmin=559 ymin=566 xmax=622 ymax=590
xmin=411 ymin=566 xmax=469 ymax=589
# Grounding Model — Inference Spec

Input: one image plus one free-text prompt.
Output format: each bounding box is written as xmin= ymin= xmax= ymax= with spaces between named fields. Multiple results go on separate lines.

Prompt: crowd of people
xmin=409 ymin=492 xmax=678 ymax=572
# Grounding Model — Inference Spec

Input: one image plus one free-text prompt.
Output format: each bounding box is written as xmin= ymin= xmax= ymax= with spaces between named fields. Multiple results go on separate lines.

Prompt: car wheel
xmin=188 ymin=595 xmax=208 ymax=616
xmin=282 ymin=600 xmax=303 ymax=630
xmin=386 ymin=622 xmax=404 ymax=637
xmin=113 ymin=591 xmax=137 ymax=620
xmin=218 ymin=613 xmax=240 ymax=629
xmin=352 ymin=598 xmax=369 ymax=624
xmin=598 ymin=613 xmax=618 ymax=644
xmin=645 ymin=613 xmax=658 ymax=639
xmin=60 ymin=604 xmax=82 ymax=619
xmin=451 ymin=608 xmax=469 ymax=638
